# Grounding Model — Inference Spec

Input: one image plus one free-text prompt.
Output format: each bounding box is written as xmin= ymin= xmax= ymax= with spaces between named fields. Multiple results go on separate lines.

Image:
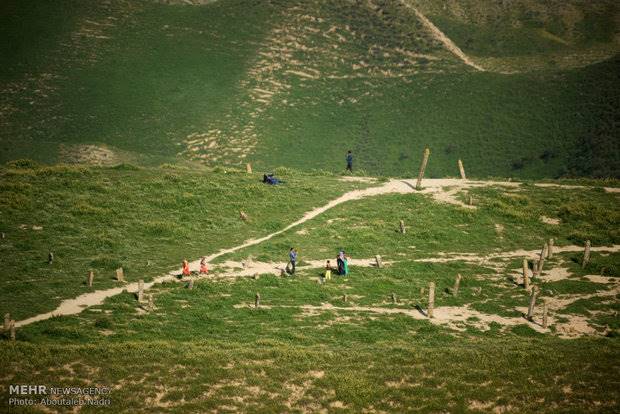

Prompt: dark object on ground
xmin=263 ymin=174 xmax=282 ymax=185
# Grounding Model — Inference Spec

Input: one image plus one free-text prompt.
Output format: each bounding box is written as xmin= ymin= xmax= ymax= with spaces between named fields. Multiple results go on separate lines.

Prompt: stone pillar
xmin=138 ymin=280 xmax=144 ymax=302
xmin=116 ymin=267 xmax=125 ymax=282
xmin=428 ymin=281 xmax=435 ymax=318
xmin=468 ymin=195 xmax=474 ymax=206
xmin=458 ymin=159 xmax=466 ymax=180
xmin=391 ymin=292 xmax=397 ymax=303
xmin=537 ymin=244 xmax=548 ymax=275
xmin=522 ymin=259 xmax=530 ymax=290
xmin=453 ymin=274 xmax=462 ymax=297
xmin=547 ymin=238 xmax=554 ymax=259
xmin=255 ymin=293 xmax=260 ymax=308
xmin=582 ymin=240 xmax=591 ymax=268
xmin=9 ymin=320 xmax=15 ymax=341
xmin=88 ymin=271 xmax=94 ymax=287
xmin=343 ymin=294 xmax=348 ymax=303
xmin=527 ymin=287 xmax=538 ymax=320
xmin=48 ymin=252 xmax=54 ymax=265
xmin=246 ymin=163 xmax=252 ymax=174
xmin=375 ymin=255 xmax=383 ymax=268
xmin=4 ymin=313 xmax=10 ymax=331
xmin=148 ymin=294 xmax=154 ymax=311
xmin=399 ymin=220 xmax=406 ymax=234
xmin=415 ymin=148 xmax=430 ymax=190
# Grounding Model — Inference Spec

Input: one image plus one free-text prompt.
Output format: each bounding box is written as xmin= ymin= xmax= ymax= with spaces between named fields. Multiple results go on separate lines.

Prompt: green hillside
xmin=1 ymin=163 xmax=619 ymax=412
xmin=2 ymin=2 xmax=620 ymax=412
xmin=1 ymin=0 xmax=619 ymax=177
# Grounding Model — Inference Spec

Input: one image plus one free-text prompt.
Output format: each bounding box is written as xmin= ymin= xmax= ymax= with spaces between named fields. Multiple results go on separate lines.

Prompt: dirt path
xmin=400 ymin=1 xmax=486 ymax=72
xmin=12 ymin=178 xmax=481 ymax=327
xmin=13 ymin=177 xmax=611 ymax=328
xmin=415 ymin=244 xmax=620 ymax=265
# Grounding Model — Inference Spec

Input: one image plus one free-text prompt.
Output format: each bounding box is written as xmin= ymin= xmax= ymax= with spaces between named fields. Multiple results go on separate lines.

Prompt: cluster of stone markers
xmin=524 ymin=238 xmax=590 ymax=328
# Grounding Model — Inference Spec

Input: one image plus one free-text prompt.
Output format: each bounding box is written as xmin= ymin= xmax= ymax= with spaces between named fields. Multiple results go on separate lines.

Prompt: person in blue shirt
xmin=346 ymin=150 xmax=353 ymax=172
xmin=288 ymin=247 xmax=298 ymax=275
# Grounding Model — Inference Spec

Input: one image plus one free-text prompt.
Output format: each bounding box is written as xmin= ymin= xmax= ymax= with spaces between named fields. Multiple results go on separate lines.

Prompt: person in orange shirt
xmin=199 ymin=257 xmax=208 ymax=274
xmin=182 ymin=259 xmax=191 ymax=277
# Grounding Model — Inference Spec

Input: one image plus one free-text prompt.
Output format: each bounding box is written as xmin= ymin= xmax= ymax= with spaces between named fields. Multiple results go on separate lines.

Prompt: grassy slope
xmin=1 ymin=253 xmax=619 ymax=412
xmin=218 ymin=182 xmax=620 ymax=264
xmin=0 ymin=1 xmax=619 ymax=412
xmin=251 ymin=58 xmax=620 ymax=178
xmin=1 ymin=0 xmax=618 ymax=178
xmin=0 ymin=0 xmax=274 ymax=164
xmin=0 ymin=165 xmax=619 ymax=411
xmin=0 ymin=163 xmax=369 ymax=320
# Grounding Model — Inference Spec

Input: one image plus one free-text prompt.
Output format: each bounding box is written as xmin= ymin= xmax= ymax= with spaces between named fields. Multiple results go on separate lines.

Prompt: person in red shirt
xmin=182 ymin=259 xmax=191 ymax=277
xmin=199 ymin=257 xmax=208 ymax=274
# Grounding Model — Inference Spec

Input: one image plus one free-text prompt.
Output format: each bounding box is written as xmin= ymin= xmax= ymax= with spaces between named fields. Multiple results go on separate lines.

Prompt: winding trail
xmin=400 ymin=1 xmax=486 ymax=72
xmin=14 ymin=178 xmax=617 ymax=328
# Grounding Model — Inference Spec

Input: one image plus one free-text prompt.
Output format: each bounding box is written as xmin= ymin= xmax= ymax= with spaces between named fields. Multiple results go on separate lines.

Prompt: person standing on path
xmin=324 ymin=260 xmax=332 ymax=281
xmin=346 ymin=150 xmax=353 ymax=173
xmin=288 ymin=247 xmax=298 ymax=275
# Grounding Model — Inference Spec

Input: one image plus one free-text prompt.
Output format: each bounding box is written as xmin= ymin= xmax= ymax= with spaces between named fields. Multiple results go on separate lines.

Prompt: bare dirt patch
xmin=58 ymin=144 xmax=120 ymax=166
xmin=540 ymin=215 xmax=561 ymax=225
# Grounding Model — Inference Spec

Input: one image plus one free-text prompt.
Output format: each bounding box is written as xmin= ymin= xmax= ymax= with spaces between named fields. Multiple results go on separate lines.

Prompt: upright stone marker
xmin=527 ymin=287 xmax=538 ymax=320
xmin=4 ymin=313 xmax=10 ymax=331
xmin=88 ymin=271 xmax=94 ymax=287
xmin=246 ymin=163 xmax=252 ymax=174
xmin=116 ymin=267 xmax=125 ymax=282
xmin=148 ymin=294 xmax=154 ymax=311
xmin=453 ymin=274 xmax=462 ymax=297
xmin=582 ymin=240 xmax=591 ymax=268
xmin=428 ymin=281 xmax=435 ymax=318
xmin=522 ymin=259 xmax=530 ymax=290
xmin=48 ymin=252 xmax=54 ymax=265
xmin=537 ymin=244 xmax=548 ymax=275
xmin=9 ymin=320 xmax=15 ymax=341
xmin=391 ymin=292 xmax=397 ymax=303
xmin=343 ymin=294 xmax=348 ymax=303
xmin=468 ymin=195 xmax=474 ymax=206
xmin=399 ymin=220 xmax=406 ymax=234
xmin=547 ymin=238 xmax=554 ymax=259
xmin=375 ymin=255 xmax=383 ymax=268
xmin=138 ymin=279 xmax=144 ymax=302
xmin=415 ymin=148 xmax=430 ymax=190
xmin=255 ymin=293 xmax=260 ymax=308
xmin=458 ymin=159 xmax=466 ymax=180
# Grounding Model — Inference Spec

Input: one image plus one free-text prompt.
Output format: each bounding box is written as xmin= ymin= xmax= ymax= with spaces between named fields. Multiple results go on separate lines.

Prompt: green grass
xmin=1 ymin=1 xmax=620 ymax=411
xmin=0 ymin=164 xmax=619 ymax=411
xmin=217 ymin=181 xmax=619 ymax=263
xmin=1 ymin=0 xmax=618 ymax=178
xmin=0 ymin=162 xmax=369 ymax=320
xmin=1 ymin=339 xmax=618 ymax=413
xmin=2 ymin=256 xmax=620 ymax=412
